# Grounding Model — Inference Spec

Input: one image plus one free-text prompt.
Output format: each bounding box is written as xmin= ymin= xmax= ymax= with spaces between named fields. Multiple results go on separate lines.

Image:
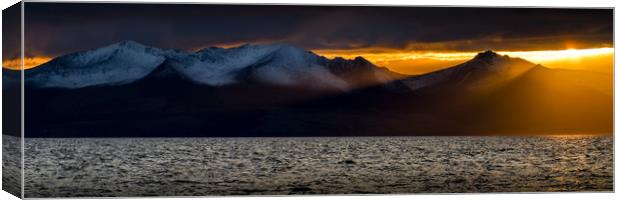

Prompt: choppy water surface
xmin=2 ymin=135 xmax=22 ymax=197
xmin=23 ymin=136 xmax=612 ymax=197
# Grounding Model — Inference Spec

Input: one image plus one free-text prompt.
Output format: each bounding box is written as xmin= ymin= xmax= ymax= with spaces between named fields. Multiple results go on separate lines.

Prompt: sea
xmin=3 ymin=136 xmax=613 ymax=197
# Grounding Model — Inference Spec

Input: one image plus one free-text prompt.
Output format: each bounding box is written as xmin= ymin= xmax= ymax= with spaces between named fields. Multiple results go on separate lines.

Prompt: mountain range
xmin=2 ymin=41 xmax=612 ymax=137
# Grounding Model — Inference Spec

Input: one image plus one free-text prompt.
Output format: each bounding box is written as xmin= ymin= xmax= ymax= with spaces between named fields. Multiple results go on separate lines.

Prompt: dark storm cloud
xmin=23 ymin=3 xmax=613 ymax=58
xmin=3 ymin=2 xmax=21 ymax=59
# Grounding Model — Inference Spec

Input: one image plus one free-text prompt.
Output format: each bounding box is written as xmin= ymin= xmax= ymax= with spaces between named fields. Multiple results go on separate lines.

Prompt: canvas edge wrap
xmin=2 ymin=1 xmax=24 ymax=198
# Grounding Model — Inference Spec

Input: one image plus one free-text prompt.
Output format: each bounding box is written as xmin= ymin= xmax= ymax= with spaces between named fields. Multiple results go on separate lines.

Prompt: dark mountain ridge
xmin=2 ymin=42 xmax=612 ymax=137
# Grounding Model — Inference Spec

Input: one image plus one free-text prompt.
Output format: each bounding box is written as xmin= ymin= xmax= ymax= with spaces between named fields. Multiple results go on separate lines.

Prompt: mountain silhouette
xmin=3 ymin=42 xmax=611 ymax=137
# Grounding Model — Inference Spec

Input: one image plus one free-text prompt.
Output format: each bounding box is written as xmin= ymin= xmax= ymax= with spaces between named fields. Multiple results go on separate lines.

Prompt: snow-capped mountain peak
xmin=25 ymin=40 xmax=168 ymax=88
xmin=22 ymin=41 xmax=399 ymax=91
xmin=179 ymin=43 xmax=344 ymax=88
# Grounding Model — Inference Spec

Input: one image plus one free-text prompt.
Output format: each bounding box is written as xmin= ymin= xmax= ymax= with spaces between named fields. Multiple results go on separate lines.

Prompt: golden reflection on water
xmin=543 ymin=134 xmax=604 ymax=140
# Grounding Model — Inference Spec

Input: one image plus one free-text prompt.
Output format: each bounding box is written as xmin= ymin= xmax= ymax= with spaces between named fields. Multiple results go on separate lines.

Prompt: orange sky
xmin=2 ymin=47 xmax=613 ymax=75
xmin=316 ymin=47 xmax=614 ymax=75
xmin=2 ymin=56 xmax=52 ymax=70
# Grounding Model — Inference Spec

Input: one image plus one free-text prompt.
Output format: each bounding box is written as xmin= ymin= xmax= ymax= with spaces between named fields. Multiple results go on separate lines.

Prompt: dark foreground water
xmin=15 ymin=136 xmax=613 ymax=197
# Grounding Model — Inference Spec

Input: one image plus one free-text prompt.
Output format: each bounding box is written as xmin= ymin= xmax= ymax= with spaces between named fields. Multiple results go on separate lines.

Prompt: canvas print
xmin=2 ymin=2 xmax=614 ymax=198
xmin=2 ymin=2 xmax=22 ymax=198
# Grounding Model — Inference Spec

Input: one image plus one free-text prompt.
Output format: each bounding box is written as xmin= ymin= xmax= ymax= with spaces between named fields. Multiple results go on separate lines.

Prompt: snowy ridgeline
xmin=21 ymin=41 xmax=399 ymax=90
xmin=14 ymin=41 xmax=542 ymax=93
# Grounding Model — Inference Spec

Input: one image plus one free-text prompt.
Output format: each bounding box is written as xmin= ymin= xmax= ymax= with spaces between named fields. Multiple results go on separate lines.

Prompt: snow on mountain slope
xmin=23 ymin=41 xmax=398 ymax=90
xmin=26 ymin=41 xmax=170 ymax=88
xmin=183 ymin=44 xmax=348 ymax=90
xmin=239 ymin=44 xmax=349 ymax=90
xmin=182 ymin=44 xmax=282 ymax=86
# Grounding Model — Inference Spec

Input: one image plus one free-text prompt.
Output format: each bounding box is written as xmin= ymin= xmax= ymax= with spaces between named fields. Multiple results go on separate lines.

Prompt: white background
xmin=0 ymin=0 xmax=617 ymax=199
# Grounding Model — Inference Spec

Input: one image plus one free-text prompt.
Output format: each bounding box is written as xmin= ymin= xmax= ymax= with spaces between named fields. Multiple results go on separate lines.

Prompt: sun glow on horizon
xmin=499 ymin=48 xmax=613 ymax=62
xmin=2 ymin=56 xmax=52 ymax=70
xmin=316 ymin=47 xmax=614 ymax=74
xmin=2 ymin=47 xmax=612 ymax=75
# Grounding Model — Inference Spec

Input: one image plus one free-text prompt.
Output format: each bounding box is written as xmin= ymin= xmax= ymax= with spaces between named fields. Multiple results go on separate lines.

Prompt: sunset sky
xmin=2 ymin=3 xmax=613 ymax=74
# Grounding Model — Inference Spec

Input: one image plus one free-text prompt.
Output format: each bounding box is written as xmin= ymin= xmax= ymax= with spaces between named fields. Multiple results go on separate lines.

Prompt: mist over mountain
xmin=3 ymin=41 xmax=611 ymax=137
